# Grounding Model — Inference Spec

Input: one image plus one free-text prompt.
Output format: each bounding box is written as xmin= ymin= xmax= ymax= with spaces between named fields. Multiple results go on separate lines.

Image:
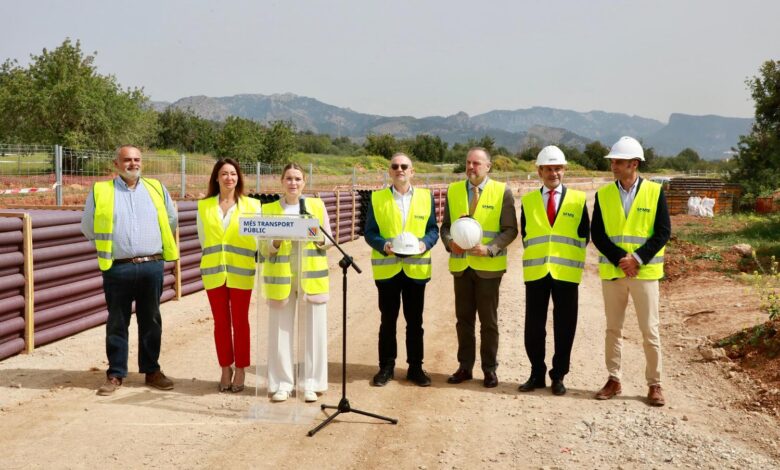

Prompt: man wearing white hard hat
xmin=518 ymin=146 xmax=589 ymax=396
xmin=364 ymin=152 xmax=439 ymax=387
xmin=440 ymin=147 xmax=518 ymax=388
xmin=591 ymin=136 xmax=671 ymax=407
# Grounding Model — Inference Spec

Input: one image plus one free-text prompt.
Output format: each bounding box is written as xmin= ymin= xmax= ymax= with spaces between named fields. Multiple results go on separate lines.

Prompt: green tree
xmin=155 ymin=107 xmax=217 ymax=153
xmin=215 ymin=116 xmax=264 ymax=161
xmin=669 ymin=148 xmax=701 ymax=171
xmin=582 ymin=141 xmax=610 ymax=170
xmin=0 ymin=38 xmax=156 ymax=148
xmin=261 ymin=120 xmax=296 ymax=164
xmin=518 ymin=145 xmax=541 ymax=162
xmin=364 ymin=134 xmax=399 ymax=159
xmin=731 ymin=60 xmax=780 ymax=197
xmin=408 ymin=134 xmax=447 ymax=162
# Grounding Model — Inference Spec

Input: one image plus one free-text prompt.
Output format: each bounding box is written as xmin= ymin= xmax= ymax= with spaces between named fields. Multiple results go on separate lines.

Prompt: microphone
xmin=299 ymin=197 xmax=309 ymax=215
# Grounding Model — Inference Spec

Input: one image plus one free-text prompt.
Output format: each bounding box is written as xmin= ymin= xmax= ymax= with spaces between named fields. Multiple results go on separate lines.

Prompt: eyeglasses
xmin=391 ymin=163 xmax=410 ymax=170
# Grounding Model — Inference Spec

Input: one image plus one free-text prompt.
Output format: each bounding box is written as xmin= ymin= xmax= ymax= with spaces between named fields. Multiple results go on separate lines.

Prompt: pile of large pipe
xmin=176 ymin=200 xmax=204 ymax=296
xmin=318 ymin=191 xmax=362 ymax=244
xmin=28 ymin=210 xmax=177 ymax=347
xmin=0 ymin=216 xmax=26 ymax=360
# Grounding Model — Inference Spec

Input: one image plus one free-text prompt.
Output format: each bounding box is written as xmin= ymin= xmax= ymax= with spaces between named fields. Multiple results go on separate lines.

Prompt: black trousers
xmin=454 ymin=268 xmax=502 ymax=373
xmin=524 ymin=274 xmax=579 ymax=381
xmin=377 ymin=271 xmax=426 ymax=369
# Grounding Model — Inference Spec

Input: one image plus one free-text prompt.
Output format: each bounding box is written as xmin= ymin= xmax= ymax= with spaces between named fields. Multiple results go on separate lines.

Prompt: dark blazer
xmin=364 ymin=187 xmax=439 ymax=284
xmin=591 ymin=177 xmax=671 ymax=266
xmin=519 ymin=185 xmax=590 ymax=243
xmin=440 ymin=178 xmax=518 ymax=278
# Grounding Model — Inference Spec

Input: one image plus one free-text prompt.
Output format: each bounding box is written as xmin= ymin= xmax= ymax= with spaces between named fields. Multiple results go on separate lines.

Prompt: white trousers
xmin=267 ymin=299 xmax=328 ymax=393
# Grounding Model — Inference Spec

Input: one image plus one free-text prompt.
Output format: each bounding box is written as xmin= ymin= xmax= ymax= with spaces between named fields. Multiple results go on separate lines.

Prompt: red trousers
xmin=205 ymin=284 xmax=252 ymax=368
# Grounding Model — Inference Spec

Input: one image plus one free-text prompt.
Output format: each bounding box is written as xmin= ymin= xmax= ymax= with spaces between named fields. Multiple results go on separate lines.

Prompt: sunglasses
xmin=391 ymin=163 xmax=410 ymax=170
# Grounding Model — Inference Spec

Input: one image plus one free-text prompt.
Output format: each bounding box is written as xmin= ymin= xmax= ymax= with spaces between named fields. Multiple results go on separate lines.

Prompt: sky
xmin=2 ymin=0 xmax=778 ymax=123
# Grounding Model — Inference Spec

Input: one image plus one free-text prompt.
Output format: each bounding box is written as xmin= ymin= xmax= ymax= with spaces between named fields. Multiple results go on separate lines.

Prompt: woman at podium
xmin=197 ymin=158 xmax=262 ymax=393
xmin=263 ymin=163 xmax=332 ymax=403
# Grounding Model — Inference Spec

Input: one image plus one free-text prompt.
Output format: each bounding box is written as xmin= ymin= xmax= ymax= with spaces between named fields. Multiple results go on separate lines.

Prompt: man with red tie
xmin=518 ymin=146 xmax=589 ymax=396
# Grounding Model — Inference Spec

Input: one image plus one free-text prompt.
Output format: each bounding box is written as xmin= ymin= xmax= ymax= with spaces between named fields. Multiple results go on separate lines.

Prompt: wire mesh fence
xmin=0 ymin=143 xmax=610 ymax=206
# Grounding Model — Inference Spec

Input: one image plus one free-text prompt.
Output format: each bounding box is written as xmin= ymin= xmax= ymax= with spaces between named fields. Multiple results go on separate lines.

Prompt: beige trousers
xmin=601 ymin=278 xmax=662 ymax=386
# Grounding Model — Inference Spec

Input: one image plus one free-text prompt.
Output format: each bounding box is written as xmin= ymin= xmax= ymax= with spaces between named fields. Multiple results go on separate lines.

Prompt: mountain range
xmin=152 ymin=93 xmax=753 ymax=160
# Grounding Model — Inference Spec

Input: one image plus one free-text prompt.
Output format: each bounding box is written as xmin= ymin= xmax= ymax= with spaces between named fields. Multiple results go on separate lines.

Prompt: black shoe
xmin=372 ymin=367 xmax=394 ymax=387
xmin=407 ymin=368 xmax=431 ymax=387
xmin=483 ymin=371 xmax=498 ymax=388
xmin=447 ymin=367 xmax=473 ymax=384
xmin=518 ymin=376 xmax=546 ymax=392
xmin=551 ymin=379 xmax=566 ymax=396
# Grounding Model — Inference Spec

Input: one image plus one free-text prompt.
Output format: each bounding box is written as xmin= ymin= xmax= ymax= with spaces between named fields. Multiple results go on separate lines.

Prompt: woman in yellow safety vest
xmin=263 ymin=163 xmax=332 ymax=403
xmin=197 ymin=158 xmax=261 ymax=393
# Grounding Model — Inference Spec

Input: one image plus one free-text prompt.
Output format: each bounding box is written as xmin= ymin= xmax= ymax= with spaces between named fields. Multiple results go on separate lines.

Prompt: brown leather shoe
xmin=647 ymin=384 xmax=666 ymax=407
xmin=97 ymin=376 xmax=122 ymax=396
xmin=594 ymin=378 xmax=622 ymax=400
xmin=145 ymin=370 xmax=174 ymax=390
xmin=447 ymin=367 xmax=473 ymax=384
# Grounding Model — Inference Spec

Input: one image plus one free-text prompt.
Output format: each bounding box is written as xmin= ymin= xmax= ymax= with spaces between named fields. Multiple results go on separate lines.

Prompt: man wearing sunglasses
xmin=364 ymin=153 xmax=439 ymax=387
xmin=440 ymin=147 xmax=518 ymax=388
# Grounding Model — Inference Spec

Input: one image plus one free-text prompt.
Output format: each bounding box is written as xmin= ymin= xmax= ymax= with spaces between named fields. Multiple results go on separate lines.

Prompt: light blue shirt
xmin=81 ymin=176 xmax=178 ymax=259
xmin=617 ymin=177 xmax=643 ymax=265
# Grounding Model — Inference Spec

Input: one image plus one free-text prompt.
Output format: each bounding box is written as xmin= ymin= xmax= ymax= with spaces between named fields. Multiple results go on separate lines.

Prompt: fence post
xmin=309 ymin=163 xmax=314 ymax=191
xmin=352 ymin=166 xmax=356 ymax=190
xmin=256 ymin=162 xmax=261 ymax=193
xmin=180 ymin=154 xmax=186 ymax=198
xmin=55 ymin=145 xmax=63 ymax=206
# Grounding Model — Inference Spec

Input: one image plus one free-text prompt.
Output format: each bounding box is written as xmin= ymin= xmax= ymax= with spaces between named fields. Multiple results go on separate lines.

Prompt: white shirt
xmin=392 ymin=185 xmax=413 ymax=230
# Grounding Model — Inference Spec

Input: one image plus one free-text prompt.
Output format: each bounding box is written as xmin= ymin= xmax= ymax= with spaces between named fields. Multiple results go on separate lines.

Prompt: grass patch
xmin=674 ymin=213 xmax=780 ymax=262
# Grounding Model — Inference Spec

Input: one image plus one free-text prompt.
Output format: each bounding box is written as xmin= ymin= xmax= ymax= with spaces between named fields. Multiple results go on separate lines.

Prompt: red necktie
xmin=547 ymin=189 xmax=556 ymax=226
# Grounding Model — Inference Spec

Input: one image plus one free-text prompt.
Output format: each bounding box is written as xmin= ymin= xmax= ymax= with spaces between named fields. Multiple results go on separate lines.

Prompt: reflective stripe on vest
xmin=597 ymin=180 xmax=666 ymax=280
xmin=261 ymin=198 xmax=329 ymax=300
xmin=93 ymin=178 xmax=179 ymax=271
xmin=198 ymin=196 xmax=261 ymax=290
xmin=446 ymin=179 xmax=507 ymax=272
xmin=370 ymin=187 xmax=433 ymax=280
xmin=521 ymin=189 xmax=587 ymax=283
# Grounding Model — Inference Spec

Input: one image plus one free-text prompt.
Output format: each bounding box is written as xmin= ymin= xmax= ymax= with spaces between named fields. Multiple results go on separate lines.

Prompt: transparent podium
xmin=240 ymin=213 xmax=322 ymax=423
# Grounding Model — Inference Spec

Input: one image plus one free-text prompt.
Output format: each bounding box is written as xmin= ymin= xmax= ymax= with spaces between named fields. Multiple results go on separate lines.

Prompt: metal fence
xmin=1 ymin=143 xmax=608 ymax=206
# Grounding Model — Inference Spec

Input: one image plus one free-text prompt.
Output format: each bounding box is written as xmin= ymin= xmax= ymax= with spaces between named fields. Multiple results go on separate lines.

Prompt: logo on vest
xmin=636 ymin=207 xmax=651 ymax=213
xmin=414 ymin=214 xmax=426 ymax=220
xmin=562 ymin=211 xmax=575 ymax=218
xmin=481 ymin=204 xmax=495 ymax=210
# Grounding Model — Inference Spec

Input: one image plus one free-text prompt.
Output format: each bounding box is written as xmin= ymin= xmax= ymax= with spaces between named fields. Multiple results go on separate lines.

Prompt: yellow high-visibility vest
xmin=521 ymin=189 xmax=587 ymax=283
xmin=198 ymin=196 xmax=262 ymax=290
xmin=597 ymin=180 xmax=665 ymax=280
xmin=92 ymin=178 xmax=179 ymax=271
xmin=370 ymin=187 xmax=433 ymax=281
xmin=261 ymin=198 xmax=329 ymax=300
xmin=446 ymin=179 xmax=506 ymax=272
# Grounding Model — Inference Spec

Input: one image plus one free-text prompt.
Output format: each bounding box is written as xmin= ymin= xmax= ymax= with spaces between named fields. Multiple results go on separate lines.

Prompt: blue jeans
xmin=102 ymin=260 xmax=164 ymax=378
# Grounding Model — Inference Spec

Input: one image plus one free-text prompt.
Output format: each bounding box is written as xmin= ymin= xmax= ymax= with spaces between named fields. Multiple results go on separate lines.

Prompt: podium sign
xmin=239 ymin=215 xmax=321 ymax=241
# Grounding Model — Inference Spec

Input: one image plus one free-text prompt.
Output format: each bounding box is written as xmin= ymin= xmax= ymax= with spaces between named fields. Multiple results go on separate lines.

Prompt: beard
xmin=119 ymin=168 xmax=141 ymax=180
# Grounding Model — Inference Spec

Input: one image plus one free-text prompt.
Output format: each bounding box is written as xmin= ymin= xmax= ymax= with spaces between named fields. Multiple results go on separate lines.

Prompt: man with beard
xmin=81 ymin=145 xmax=179 ymax=396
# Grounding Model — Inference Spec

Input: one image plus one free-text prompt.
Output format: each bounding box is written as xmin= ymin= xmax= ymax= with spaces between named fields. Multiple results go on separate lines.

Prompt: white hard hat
xmin=605 ymin=136 xmax=645 ymax=161
xmin=391 ymin=232 xmax=421 ymax=257
xmin=535 ymin=145 xmax=567 ymax=166
xmin=450 ymin=217 xmax=483 ymax=250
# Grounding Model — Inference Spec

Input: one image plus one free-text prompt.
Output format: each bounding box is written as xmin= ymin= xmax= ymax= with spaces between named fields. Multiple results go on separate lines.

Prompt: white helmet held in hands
xmin=605 ymin=136 xmax=645 ymax=161
xmin=391 ymin=232 xmax=421 ymax=257
xmin=535 ymin=145 xmax=567 ymax=166
xmin=450 ymin=217 xmax=483 ymax=250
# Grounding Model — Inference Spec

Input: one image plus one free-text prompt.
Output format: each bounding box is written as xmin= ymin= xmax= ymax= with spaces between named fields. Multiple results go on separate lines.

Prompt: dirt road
xmin=2 ymin=196 xmax=779 ymax=469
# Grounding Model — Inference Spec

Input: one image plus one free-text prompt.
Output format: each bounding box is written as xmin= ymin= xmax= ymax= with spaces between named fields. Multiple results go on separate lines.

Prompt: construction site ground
xmin=1 ymin=192 xmax=779 ymax=469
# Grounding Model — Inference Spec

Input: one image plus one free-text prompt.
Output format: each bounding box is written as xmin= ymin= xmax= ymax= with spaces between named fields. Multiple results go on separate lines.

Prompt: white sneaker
xmin=271 ymin=390 xmax=289 ymax=402
xmin=304 ymin=390 xmax=318 ymax=402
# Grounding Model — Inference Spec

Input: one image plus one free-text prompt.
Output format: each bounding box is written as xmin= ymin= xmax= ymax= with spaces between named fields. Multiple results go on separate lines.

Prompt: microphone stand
xmin=302 ymin=208 xmax=398 ymax=437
